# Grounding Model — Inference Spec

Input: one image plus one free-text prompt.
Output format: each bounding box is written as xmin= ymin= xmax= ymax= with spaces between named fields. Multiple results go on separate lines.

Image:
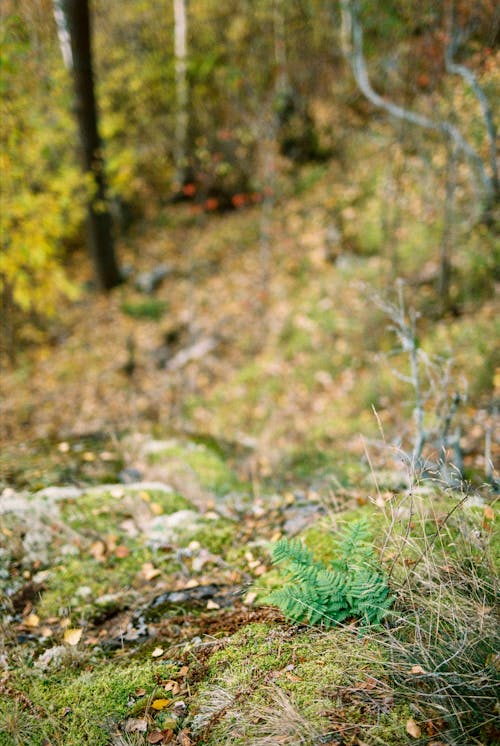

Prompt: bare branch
xmin=445 ymin=24 xmax=498 ymax=196
xmin=339 ymin=0 xmax=495 ymax=203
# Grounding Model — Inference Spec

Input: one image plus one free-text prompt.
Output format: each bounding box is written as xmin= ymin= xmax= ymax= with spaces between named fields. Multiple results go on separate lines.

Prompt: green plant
xmin=265 ymin=519 xmax=393 ymax=628
xmin=121 ymin=298 xmax=168 ymax=320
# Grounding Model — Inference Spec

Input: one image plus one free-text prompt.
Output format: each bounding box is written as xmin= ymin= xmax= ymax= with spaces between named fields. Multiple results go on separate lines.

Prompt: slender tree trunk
xmin=173 ymin=0 xmax=188 ymax=190
xmin=57 ymin=0 xmax=121 ymax=290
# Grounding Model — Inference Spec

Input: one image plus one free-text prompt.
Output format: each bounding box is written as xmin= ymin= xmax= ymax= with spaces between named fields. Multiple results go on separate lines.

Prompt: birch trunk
xmin=173 ymin=0 xmax=188 ymax=189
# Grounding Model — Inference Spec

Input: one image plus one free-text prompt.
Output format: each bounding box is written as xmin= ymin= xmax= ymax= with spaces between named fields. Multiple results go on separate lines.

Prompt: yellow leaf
xmin=151 ymin=698 xmax=170 ymax=710
xmin=64 ymin=628 xmax=83 ymax=646
xmin=25 ymin=613 xmax=40 ymax=628
xmin=150 ymin=502 xmax=163 ymax=515
xmin=406 ymin=718 xmax=421 ymax=738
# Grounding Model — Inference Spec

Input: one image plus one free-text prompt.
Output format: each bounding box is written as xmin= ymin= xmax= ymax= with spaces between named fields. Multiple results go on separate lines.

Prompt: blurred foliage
xmin=0 ymin=0 xmax=498 ymax=354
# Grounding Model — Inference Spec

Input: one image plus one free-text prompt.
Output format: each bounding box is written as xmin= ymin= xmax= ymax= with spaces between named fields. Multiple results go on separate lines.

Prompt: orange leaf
xmin=484 ymin=505 xmax=494 ymax=521
xmin=114 ymin=545 xmax=130 ymax=558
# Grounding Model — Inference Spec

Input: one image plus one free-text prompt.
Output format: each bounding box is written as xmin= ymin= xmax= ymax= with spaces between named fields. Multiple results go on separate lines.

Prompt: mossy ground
xmin=1 ymin=127 xmax=498 ymax=744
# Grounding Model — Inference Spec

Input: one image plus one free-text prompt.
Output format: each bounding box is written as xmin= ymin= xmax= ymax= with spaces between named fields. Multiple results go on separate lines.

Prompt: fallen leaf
xmin=151 ymin=647 xmax=164 ymax=658
xmin=114 ymin=545 xmax=130 ymax=558
xmin=82 ymin=451 xmax=95 ymax=462
xmin=177 ymin=729 xmax=193 ymax=746
xmin=124 ymin=718 xmax=148 ymax=733
xmin=206 ymin=599 xmax=220 ymax=610
xmin=406 ymin=718 xmax=421 ymax=738
xmin=41 ymin=626 xmax=53 ymax=638
xmin=63 ymin=628 xmax=83 ymax=646
xmin=164 ymin=680 xmax=180 ymax=695
xmin=147 ymin=732 xmax=164 ymax=744
xmin=89 ymin=541 xmax=106 ymax=562
xmin=151 ymin=698 xmax=170 ymax=710
xmin=59 ymin=617 xmax=71 ymax=628
xmin=179 ymin=666 xmax=189 ymax=677
xmin=410 ymin=665 xmax=426 ymax=674
xmin=243 ymin=591 xmax=257 ymax=606
xmin=484 ymin=505 xmax=494 ymax=521
xmin=24 ymin=613 xmax=40 ymax=628
xmin=139 ymin=490 xmax=151 ymax=502
xmin=150 ymin=502 xmax=163 ymax=515
xmin=135 ymin=688 xmax=147 ymax=697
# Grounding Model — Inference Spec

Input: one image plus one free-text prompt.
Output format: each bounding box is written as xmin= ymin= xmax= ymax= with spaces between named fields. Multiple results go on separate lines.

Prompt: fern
xmin=264 ymin=519 xmax=393 ymax=629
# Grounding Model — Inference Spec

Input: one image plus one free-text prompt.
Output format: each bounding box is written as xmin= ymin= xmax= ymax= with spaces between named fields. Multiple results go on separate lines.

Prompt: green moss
xmin=190 ymin=623 xmax=410 ymax=745
xmin=2 ymin=661 xmax=164 ymax=746
xmin=184 ymin=521 xmax=237 ymax=556
xmin=121 ymin=298 xmax=168 ymax=320
xmin=147 ymin=442 xmax=247 ymax=495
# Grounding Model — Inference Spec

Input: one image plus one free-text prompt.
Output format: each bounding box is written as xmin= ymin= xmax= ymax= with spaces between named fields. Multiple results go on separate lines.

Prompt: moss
xmin=2 ymin=661 xmax=165 ymax=746
xmin=190 ymin=623 xmax=411 ymax=745
xmin=184 ymin=520 xmax=237 ymax=556
xmin=146 ymin=441 xmax=247 ymax=495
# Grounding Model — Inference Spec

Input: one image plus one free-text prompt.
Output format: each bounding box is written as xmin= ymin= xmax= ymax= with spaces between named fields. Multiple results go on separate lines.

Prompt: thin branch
xmin=445 ymin=16 xmax=498 ymax=196
xmin=339 ymin=0 xmax=494 ymax=202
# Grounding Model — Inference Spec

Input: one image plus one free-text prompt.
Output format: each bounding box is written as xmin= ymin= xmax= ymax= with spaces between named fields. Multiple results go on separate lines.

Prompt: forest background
xmin=0 ymin=1 xmax=499 ymax=745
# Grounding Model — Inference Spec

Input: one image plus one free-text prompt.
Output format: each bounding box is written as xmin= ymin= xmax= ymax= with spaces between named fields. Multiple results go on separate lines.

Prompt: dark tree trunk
xmin=61 ymin=0 xmax=122 ymax=290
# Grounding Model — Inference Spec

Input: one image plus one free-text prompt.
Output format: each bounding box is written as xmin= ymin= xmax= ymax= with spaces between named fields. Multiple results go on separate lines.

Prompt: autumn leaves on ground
xmin=1 ymin=1 xmax=500 ymax=744
xmin=1 ymin=156 xmax=499 ymax=745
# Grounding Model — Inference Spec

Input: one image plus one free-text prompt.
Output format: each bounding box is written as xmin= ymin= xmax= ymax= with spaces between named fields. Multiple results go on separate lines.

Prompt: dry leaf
xmin=114 ymin=545 xmax=130 ymax=558
xmin=150 ymin=502 xmax=163 ymax=515
xmin=206 ymin=599 xmax=220 ymax=610
xmin=135 ymin=688 xmax=147 ymax=697
xmin=406 ymin=718 xmax=421 ymax=738
xmin=59 ymin=617 xmax=71 ymax=628
xmin=484 ymin=505 xmax=494 ymax=521
xmin=63 ymin=628 xmax=83 ymax=646
xmin=164 ymin=680 xmax=180 ymax=695
xmin=410 ymin=665 xmax=426 ymax=674
xmin=147 ymin=732 xmax=164 ymax=744
xmin=41 ymin=626 xmax=53 ymax=638
xmin=179 ymin=666 xmax=189 ymax=677
xmin=243 ymin=591 xmax=257 ymax=606
xmin=24 ymin=613 xmax=40 ymax=628
xmin=124 ymin=718 xmax=148 ymax=733
xmin=151 ymin=647 xmax=164 ymax=658
xmin=89 ymin=540 xmax=106 ymax=562
xmin=151 ymin=698 xmax=170 ymax=710
xmin=177 ymin=729 xmax=193 ymax=746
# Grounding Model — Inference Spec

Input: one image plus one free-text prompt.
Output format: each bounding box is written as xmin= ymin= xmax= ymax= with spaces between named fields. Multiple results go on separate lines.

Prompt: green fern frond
xmin=271 ymin=537 xmax=315 ymax=567
xmin=265 ymin=518 xmax=393 ymax=629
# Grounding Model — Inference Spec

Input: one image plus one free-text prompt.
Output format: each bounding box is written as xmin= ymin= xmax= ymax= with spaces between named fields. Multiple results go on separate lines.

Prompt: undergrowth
xmin=265 ymin=518 xmax=393 ymax=628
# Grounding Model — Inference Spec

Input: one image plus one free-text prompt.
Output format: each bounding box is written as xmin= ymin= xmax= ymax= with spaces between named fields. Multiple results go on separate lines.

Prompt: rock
xmin=35 ymin=645 xmax=68 ymax=670
xmin=145 ymin=510 xmax=203 ymax=548
xmin=118 ymin=467 xmax=144 ymax=484
xmin=134 ymin=264 xmax=171 ymax=294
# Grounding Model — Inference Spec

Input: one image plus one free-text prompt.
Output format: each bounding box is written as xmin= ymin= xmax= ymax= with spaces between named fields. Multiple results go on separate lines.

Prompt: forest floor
xmin=1 ymin=144 xmax=499 ymax=745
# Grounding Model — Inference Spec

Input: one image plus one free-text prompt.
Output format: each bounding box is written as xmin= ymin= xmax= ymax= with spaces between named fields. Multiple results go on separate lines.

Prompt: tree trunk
xmin=173 ymin=0 xmax=188 ymax=190
xmin=57 ymin=0 xmax=121 ymax=290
